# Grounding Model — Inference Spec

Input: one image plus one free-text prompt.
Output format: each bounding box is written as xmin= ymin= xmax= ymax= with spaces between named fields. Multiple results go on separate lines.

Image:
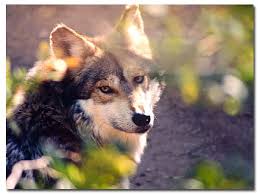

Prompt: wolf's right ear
xmin=50 ymin=24 xmax=96 ymax=61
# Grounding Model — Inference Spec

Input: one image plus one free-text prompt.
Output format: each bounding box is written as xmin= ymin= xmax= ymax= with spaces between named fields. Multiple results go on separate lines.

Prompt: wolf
xmin=6 ymin=5 xmax=164 ymax=189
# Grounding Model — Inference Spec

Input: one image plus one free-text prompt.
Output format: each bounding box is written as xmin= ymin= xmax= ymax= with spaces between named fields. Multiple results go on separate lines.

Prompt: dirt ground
xmin=6 ymin=5 xmax=254 ymax=189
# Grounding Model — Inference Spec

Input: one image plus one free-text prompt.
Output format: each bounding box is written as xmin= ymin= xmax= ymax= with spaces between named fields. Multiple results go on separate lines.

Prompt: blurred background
xmin=6 ymin=5 xmax=254 ymax=189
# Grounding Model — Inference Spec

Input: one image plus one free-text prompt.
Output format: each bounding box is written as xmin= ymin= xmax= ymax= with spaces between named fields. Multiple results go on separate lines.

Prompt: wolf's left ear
xmin=50 ymin=24 xmax=96 ymax=61
xmin=116 ymin=5 xmax=144 ymax=33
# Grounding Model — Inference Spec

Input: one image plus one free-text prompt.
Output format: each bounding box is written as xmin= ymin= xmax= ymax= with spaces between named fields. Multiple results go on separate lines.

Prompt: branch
xmin=6 ymin=156 xmax=51 ymax=189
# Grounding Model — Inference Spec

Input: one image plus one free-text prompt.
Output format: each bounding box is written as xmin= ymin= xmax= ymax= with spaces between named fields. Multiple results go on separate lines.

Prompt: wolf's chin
xmin=111 ymin=121 xmax=151 ymax=134
xmin=135 ymin=125 xmax=151 ymax=133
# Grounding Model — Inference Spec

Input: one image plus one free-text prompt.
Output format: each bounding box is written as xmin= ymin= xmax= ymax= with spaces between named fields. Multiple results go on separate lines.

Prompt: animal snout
xmin=132 ymin=113 xmax=150 ymax=127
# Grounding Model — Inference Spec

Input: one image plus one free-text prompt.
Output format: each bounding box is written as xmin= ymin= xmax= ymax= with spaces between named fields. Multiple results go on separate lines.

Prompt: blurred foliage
xmin=182 ymin=158 xmax=253 ymax=190
xmin=13 ymin=142 xmax=136 ymax=189
xmin=6 ymin=39 xmax=54 ymax=116
xmin=6 ymin=58 xmax=27 ymax=117
xmin=145 ymin=5 xmax=254 ymax=115
xmin=37 ymin=41 xmax=50 ymax=61
xmin=50 ymin=143 xmax=136 ymax=189
xmin=145 ymin=6 xmax=254 ymax=190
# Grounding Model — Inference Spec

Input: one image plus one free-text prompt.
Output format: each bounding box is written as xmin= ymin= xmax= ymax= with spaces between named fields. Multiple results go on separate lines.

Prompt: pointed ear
xmin=114 ymin=5 xmax=152 ymax=59
xmin=116 ymin=4 xmax=144 ymax=33
xmin=50 ymin=24 xmax=96 ymax=60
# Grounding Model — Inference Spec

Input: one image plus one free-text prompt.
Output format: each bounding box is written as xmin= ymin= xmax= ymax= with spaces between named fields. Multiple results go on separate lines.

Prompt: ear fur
xmin=49 ymin=24 xmax=96 ymax=60
xmin=116 ymin=4 xmax=144 ymax=33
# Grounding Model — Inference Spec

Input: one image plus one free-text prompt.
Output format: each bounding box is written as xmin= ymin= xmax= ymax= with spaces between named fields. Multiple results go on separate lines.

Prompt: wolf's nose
xmin=132 ymin=113 xmax=150 ymax=127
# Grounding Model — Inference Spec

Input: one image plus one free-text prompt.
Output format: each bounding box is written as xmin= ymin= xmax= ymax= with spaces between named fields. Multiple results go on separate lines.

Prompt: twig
xmin=6 ymin=156 xmax=51 ymax=189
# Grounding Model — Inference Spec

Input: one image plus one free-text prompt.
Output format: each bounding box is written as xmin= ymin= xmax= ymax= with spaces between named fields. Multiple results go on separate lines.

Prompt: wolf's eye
xmin=133 ymin=76 xmax=144 ymax=84
xmin=99 ymin=86 xmax=114 ymax=94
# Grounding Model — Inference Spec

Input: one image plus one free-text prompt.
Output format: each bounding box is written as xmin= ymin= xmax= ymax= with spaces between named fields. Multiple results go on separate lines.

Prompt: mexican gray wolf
xmin=6 ymin=5 xmax=164 ymax=189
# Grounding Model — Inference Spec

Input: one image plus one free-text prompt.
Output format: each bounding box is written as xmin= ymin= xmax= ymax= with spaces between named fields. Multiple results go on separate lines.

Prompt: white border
xmin=1 ymin=0 xmax=258 ymax=194
xmin=0 ymin=1 xmax=7 ymax=194
xmin=2 ymin=0 xmax=258 ymax=4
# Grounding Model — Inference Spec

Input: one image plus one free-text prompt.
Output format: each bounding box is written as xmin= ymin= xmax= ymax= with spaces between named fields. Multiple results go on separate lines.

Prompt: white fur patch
xmin=130 ymin=79 xmax=163 ymax=126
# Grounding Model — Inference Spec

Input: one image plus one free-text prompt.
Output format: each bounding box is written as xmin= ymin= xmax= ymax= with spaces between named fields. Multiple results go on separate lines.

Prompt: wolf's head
xmin=49 ymin=5 xmax=164 ymax=140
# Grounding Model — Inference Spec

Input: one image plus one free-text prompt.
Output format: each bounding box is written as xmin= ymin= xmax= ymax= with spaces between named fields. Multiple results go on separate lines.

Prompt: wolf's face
xmin=49 ymin=5 xmax=164 ymax=136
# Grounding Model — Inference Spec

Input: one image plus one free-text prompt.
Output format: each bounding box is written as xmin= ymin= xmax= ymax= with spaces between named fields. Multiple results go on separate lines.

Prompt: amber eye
xmin=99 ymin=86 xmax=114 ymax=94
xmin=133 ymin=76 xmax=144 ymax=84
